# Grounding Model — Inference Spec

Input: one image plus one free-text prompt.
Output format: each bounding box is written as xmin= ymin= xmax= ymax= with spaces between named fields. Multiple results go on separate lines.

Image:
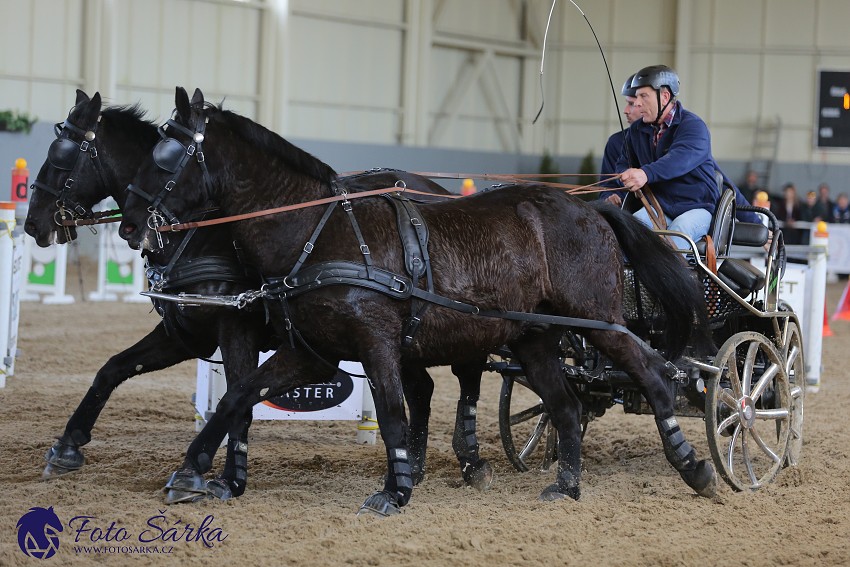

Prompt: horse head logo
xmin=16 ymin=506 xmax=63 ymax=559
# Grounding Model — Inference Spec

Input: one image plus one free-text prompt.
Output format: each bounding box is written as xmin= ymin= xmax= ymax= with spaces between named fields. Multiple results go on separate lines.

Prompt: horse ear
xmin=175 ymin=87 xmax=191 ymax=121
xmin=190 ymin=88 xmax=204 ymax=107
xmin=75 ymin=89 xmax=90 ymax=105
xmin=90 ymin=92 xmax=102 ymax=113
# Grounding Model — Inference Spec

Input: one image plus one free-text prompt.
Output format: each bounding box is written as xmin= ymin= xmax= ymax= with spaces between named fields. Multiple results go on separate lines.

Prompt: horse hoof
xmin=462 ymin=460 xmax=493 ymax=491
xmin=682 ymin=460 xmax=716 ymax=498
xmin=356 ymin=491 xmax=401 ymax=517
xmin=42 ymin=443 xmax=84 ymax=479
xmin=539 ymin=483 xmax=580 ymax=502
xmin=163 ymin=469 xmax=207 ymax=504
xmin=206 ymin=478 xmax=233 ymax=501
xmin=42 ymin=462 xmax=78 ymax=479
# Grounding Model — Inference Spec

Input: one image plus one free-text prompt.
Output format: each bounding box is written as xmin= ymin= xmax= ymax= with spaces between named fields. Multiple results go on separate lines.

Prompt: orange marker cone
xmin=823 ymin=305 xmax=834 ymax=337
xmin=832 ymin=279 xmax=850 ymax=321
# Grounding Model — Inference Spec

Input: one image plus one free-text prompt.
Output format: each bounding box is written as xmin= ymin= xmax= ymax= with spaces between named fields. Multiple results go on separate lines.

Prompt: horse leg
xmin=450 ymin=359 xmax=493 ymax=490
xmin=204 ymin=319 xmax=261 ymax=500
xmin=401 ymin=365 xmax=433 ymax=485
xmin=587 ymin=329 xmax=716 ymax=497
xmin=510 ymin=331 xmax=584 ymax=501
xmin=44 ymin=322 xmax=193 ymax=478
xmin=165 ymin=347 xmax=338 ymax=504
xmin=357 ymin=341 xmax=413 ymax=517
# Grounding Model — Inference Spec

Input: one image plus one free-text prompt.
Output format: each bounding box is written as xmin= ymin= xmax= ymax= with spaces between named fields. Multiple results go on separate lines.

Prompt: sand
xmin=1 ymin=265 xmax=848 ymax=567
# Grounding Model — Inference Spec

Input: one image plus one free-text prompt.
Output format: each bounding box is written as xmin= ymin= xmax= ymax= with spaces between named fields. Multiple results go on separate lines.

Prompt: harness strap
xmin=287 ymin=201 xmax=338 ymax=278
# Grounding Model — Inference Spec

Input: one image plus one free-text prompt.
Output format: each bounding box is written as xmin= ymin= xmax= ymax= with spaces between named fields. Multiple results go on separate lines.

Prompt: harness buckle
xmin=360 ymin=244 xmax=370 ymax=255
xmin=80 ymin=140 xmax=90 ymax=152
xmin=196 ymin=151 xmax=205 ymax=163
xmin=89 ymin=146 xmax=98 ymax=158
xmin=342 ymin=199 xmax=352 ymax=212
xmin=303 ymin=242 xmax=314 ymax=254
xmin=410 ymin=217 xmax=422 ymax=226
xmin=64 ymin=178 xmax=74 ymax=189
xmin=391 ymin=277 xmax=408 ymax=294
xmin=186 ymin=144 xmax=196 ymax=156
xmin=165 ymin=180 xmax=176 ymax=191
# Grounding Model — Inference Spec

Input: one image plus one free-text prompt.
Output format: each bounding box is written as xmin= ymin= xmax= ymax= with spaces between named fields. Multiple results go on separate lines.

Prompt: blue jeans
xmin=634 ymin=207 xmax=712 ymax=252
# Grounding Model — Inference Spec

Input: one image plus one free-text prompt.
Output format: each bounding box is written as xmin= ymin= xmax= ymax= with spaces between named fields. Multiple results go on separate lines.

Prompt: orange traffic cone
xmin=832 ymin=279 xmax=850 ymax=321
xmin=823 ymin=305 xmax=834 ymax=337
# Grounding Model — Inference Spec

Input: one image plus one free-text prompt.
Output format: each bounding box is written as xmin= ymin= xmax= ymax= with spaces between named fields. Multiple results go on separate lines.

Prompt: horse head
xmin=24 ymin=89 xmax=157 ymax=246
xmin=120 ymin=86 xmax=337 ymax=252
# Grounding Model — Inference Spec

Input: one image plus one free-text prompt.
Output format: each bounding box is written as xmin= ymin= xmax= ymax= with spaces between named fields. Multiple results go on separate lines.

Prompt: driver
xmin=612 ymin=65 xmax=719 ymax=250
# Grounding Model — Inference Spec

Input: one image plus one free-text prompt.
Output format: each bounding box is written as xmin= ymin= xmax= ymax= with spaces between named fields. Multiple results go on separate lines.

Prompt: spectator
xmin=738 ymin=170 xmax=762 ymax=203
xmin=800 ymin=191 xmax=818 ymax=222
xmin=811 ymin=182 xmax=835 ymax=223
xmin=833 ymin=193 xmax=850 ymax=224
xmin=773 ymin=183 xmax=802 ymax=226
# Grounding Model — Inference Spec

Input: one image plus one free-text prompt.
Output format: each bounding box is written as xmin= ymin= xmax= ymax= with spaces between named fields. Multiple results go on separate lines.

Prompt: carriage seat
xmin=695 ymin=178 xmax=771 ymax=298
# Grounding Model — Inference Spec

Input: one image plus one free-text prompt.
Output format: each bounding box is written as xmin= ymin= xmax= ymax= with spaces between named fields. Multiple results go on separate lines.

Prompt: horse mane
xmin=208 ymin=104 xmax=338 ymax=186
xmin=100 ymin=103 xmax=159 ymax=138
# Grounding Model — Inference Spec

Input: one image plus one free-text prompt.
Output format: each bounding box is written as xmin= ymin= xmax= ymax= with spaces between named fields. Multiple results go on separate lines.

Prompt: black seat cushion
xmin=717 ymin=258 xmax=765 ymax=296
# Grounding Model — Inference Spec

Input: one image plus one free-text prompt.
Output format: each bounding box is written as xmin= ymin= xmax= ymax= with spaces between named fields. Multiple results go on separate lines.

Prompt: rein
xmin=151 ymin=173 xmax=618 ymax=233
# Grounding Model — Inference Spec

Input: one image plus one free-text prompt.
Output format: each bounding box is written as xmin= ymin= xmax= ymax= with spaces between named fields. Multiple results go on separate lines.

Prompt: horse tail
xmin=590 ymin=201 xmax=712 ymax=359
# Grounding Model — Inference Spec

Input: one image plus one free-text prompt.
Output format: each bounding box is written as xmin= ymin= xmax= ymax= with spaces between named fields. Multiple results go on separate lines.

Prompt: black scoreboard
xmin=816 ymin=70 xmax=850 ymax=149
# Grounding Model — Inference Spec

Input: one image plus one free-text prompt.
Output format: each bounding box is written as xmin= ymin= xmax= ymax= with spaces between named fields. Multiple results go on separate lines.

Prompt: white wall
xmin=1 ymin=0 xmax=849 ymax=174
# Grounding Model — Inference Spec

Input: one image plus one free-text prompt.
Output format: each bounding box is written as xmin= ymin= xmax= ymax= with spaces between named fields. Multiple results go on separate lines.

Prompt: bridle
xmin=126 ymin=113 xmax=212 ymax=247
xmin=30 ymin=115 xmax=112 ymax=239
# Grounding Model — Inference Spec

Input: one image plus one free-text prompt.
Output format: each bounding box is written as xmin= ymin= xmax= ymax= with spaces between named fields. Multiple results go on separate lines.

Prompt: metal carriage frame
xmin=494 ymin=188 xmax=806 ymax=492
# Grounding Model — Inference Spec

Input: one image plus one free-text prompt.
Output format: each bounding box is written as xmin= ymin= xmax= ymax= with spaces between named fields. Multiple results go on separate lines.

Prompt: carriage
xmin=495 ymin=185 xmax=805 ymax=492
xmin=30 ymin=88 xmax=806 ymax=514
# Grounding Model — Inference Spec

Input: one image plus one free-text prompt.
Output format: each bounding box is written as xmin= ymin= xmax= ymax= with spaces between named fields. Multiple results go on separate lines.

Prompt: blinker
xmin=153 ymin=138 xmax=188 ymax=173
xmin=47 ymin=138 xmax=81 ymax=170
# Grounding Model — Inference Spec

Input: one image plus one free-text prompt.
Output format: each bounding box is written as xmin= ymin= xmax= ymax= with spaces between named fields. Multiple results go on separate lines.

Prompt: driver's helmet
xmin=630 ymin=65 xmax=680 ymax=97
xmin=621 ymin=74 xmax=637 ymax=97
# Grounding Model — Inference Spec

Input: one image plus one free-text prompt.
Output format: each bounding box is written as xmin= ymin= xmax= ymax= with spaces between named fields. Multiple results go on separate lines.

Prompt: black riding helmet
xmin=621 ymin=74 xmax=637 ymax=97
xmin=630 ymin=64 xmax=679 ymax=124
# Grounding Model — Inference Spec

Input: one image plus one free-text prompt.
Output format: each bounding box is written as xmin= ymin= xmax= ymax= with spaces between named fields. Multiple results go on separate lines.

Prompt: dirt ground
xmin=1 ymin=262 xmax=849 ymax=567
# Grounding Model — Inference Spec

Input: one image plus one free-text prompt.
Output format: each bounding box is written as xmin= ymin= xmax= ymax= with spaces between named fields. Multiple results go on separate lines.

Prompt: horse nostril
xmin=24 ymin=221 xmax=36 ymax=235
xmin=121 ymin=223 xmax=136 ymax=236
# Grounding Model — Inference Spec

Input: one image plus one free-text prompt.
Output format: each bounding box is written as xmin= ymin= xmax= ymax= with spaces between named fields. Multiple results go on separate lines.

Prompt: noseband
xmin=127 ymin=116 xmax=212 ymax=248
xmin=30 ymin=116 xmax=110 ymax=238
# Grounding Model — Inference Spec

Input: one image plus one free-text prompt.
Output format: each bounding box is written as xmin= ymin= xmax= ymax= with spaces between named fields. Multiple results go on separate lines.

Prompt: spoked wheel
xmin=783 ymin=321 xmax=805 ymax=467
xmin=499 ymin=376 xmax=558 ymax=472
xmin=705 ymin=332 xmax=792 ymax=491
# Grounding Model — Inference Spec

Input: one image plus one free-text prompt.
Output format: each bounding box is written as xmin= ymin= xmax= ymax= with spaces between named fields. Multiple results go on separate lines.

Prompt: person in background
xmin=599 ymin=73 xmax=642 ymax=209
xmin=738 ymin=170 xmax=762 ymax=203
xmin=773 ymin=182 xmax=802 ymax=226
xmin=800 ymin=190 xmax=818 ymax=222
xmin=832 ymin=193 xmax=850 ymax=224
xmin=811 ymin=182 xmax=835 ymax=223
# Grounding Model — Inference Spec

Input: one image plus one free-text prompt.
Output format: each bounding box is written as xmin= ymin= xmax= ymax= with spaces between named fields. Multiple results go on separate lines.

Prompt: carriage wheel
xmin=705 ymin=332 xmax=791 ymax=491
xmin=783 ymin=321 xmax=805 ymax=467
xmin=499 ymin=376 xmax=558 ymax=472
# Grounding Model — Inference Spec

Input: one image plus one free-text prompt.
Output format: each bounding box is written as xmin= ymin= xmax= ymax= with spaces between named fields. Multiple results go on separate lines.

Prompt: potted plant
xmin=0 ymin=109 xmax=37 ymax=134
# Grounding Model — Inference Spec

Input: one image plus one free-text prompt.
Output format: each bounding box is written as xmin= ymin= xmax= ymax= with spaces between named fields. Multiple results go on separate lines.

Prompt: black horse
xmin=119 ymin=88 xmax=716 ymax=515
xmin=24 ymin=90 xmax=492 ymax=502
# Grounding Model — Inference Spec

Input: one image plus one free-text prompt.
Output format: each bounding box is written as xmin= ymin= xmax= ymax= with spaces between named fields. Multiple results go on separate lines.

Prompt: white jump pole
xmin=0 ymin=202 xmax=25 ymax=385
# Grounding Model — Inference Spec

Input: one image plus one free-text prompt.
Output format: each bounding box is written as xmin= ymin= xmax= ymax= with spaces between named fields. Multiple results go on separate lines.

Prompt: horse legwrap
xmin=388 ymin=448 xmax=413 ymax=505
xmin=226 ymin=438 xmax=248 ymax=491
xmin=657 ymin=416 xmax=697 ymax=471
xmin=452 ymin=402 xmax=479 ymax=463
